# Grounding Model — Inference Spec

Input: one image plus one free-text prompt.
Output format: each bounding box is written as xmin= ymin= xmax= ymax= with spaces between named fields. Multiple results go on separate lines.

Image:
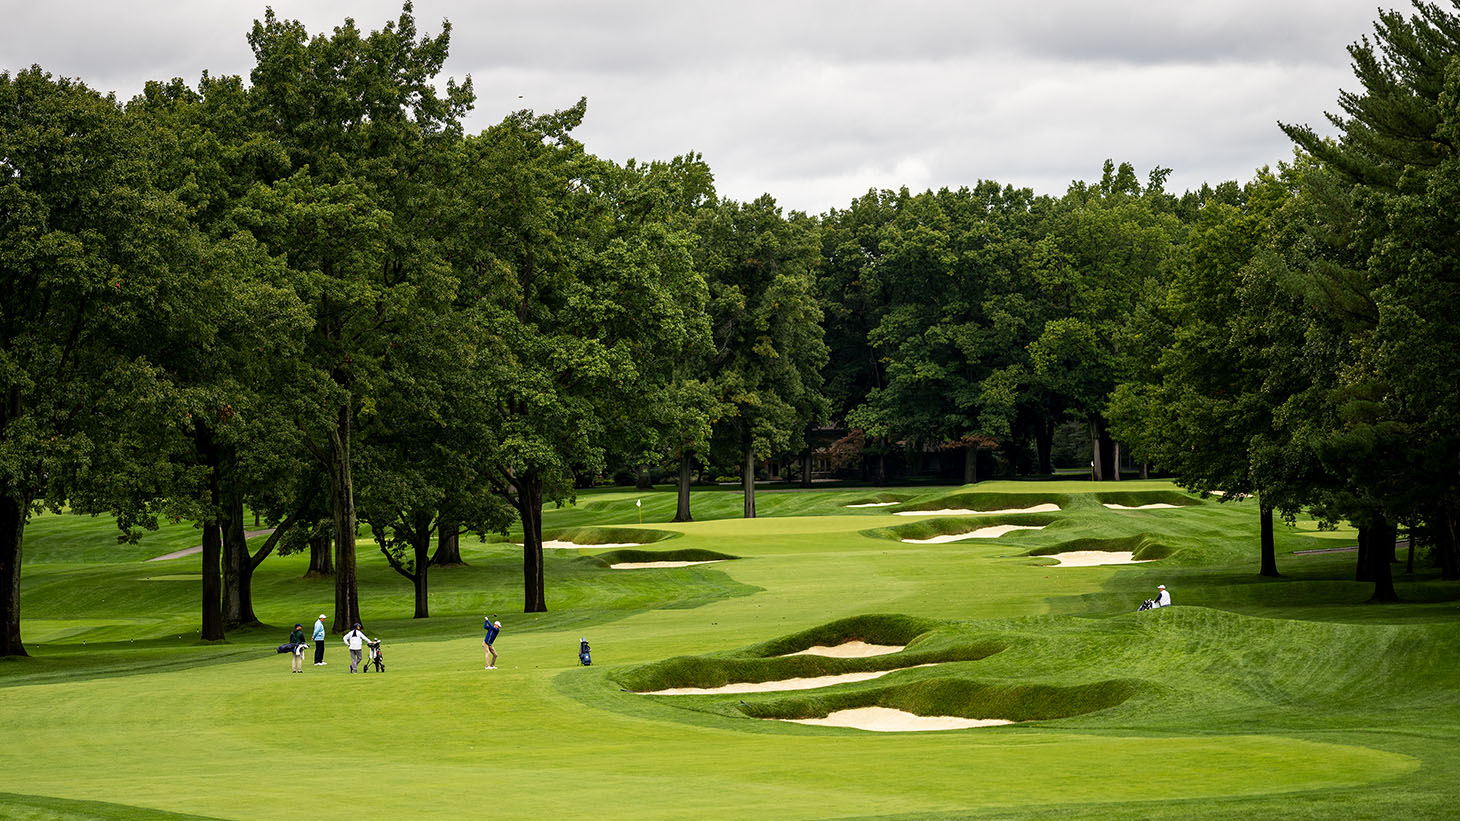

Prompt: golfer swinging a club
xmin=484 ymin=614 xmax=501 ymax=670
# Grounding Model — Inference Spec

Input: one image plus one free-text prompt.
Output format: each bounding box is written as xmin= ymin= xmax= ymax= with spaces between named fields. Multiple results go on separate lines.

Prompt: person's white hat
xmin=319 ymin=613 xmax=327 ymax=619
xmin=1157 ymin=585 xmax=1166 ymax=590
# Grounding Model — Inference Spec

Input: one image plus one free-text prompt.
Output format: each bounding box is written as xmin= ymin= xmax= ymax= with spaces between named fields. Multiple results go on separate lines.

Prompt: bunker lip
xmin=609 ymin=560 xmax=723 ymax=569
xmin=1041 ymin=550 xmax=1156 ymax=566
xmin=1102 ymin=503 xmax=1180 ymax=510
xmin=639 ymin=664 xmax=938 ymax=695
xmin=902 ymin=525 xmax=1045 ymax=544
xmin=845 ymin=502 xmax=899 ymax=508
xmin=894 ymin=503 xmax=1060 ymax=516
xmin=782 ymin=641 xmax=905 ymax=658
xmin=535 ymin=540 xmax=645 ymax=549
xmin=776 ymin=706 xmax=1014 ymax=732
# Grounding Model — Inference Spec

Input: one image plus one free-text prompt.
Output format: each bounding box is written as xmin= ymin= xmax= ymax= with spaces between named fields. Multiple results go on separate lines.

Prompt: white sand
xmin=609 ymin=560 xmax=723 ymax=569
xmin=845 ymin=502 xmax=899 ymax=508
xmin=536 ymin=540 xmax=645 ymax=549
xmin=894 ymin=504 xmax=1060 ymax=516
xmin=1102 ymin=503 xmax=1179 ymax=510
xmin=780 ymin=707 xmax=1013 ymax=732
xmin=641 ymin=664 xmax=936 ymax=695
xmin=1043 ymin=551 xmax=1156 ymax=567
xmin=784 ymin=641 xmax=905 ymax=658
xmin=901 ymin=524 xmax=1046 ymax=544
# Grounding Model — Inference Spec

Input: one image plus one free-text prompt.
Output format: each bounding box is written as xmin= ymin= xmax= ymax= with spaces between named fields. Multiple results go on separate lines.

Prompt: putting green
xmin=2 ymin=481 xmax=1454 ymax=819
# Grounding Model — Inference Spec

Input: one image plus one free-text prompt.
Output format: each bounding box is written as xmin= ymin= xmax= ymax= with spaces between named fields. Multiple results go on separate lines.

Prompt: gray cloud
xmin=1 ymin=0 xmax=1400 ymax=211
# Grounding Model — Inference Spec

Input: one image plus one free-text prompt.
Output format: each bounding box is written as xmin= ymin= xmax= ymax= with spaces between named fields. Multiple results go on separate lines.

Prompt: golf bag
xmin=579 ymin=637 xmax=591 ymax=666
xmin=363 ymin=639 xmax=385 ymax=672
xmin=1137 ymin=599 xmax=1156 ymax=612
xmin=275 ymin=643 xmax=296 ymax=654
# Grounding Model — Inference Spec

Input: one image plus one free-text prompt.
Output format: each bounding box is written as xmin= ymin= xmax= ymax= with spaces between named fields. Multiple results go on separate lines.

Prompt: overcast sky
xmin=2 ymin=1 xmax=1400 ymax=212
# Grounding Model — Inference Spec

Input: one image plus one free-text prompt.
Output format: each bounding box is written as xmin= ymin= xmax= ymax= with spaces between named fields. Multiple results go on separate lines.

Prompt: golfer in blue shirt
xmin=484 ymin=616 xmax=501 ymax=670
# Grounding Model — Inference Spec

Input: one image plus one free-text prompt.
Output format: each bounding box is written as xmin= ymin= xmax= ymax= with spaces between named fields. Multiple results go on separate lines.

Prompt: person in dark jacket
xmin=288 ymin=624 xmax=308 ymax=673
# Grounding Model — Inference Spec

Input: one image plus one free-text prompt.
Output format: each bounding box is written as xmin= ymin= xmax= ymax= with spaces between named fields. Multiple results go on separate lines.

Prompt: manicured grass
xmin=3 ymin=480 xmax=1457 ymax=819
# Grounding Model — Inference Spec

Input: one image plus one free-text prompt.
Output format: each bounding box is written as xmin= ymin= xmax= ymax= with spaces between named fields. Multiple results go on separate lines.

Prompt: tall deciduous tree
xmin=457 ymin=102 xmax=712 ymax=611
xmin=0 ymin=68 xmax=188 ymax=655
xmin=242 ymin=3 xmax=473 ymax=629
xmin=696 ymin=196 xmax=827 ymax=517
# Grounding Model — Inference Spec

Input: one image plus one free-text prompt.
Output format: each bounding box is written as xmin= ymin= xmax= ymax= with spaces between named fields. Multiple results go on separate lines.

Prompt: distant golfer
xmin=484 ymin=615 xmax=501 ymax=670
xmin=1137 ymin=584 xmax=1171 ymax=612
xmin=343 ymin=622 xmax=370 ymax=673
xmin=288 ymin=623 xmax=307 ymax=673
xmin=312 ymin=614 xmax=327 ymax=666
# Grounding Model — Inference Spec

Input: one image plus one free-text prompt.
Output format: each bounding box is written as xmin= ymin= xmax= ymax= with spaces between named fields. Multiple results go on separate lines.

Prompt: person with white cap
xmin=312 ymin=613 xmax=328 ymax=665
xmin=1153 ymin=584 xmax=1171 ymax=607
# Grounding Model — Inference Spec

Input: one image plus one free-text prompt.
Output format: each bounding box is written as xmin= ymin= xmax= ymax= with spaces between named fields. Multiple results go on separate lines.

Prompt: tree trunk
xmin=963 ymin=445 xmax=977 ymax=484
xmin=1141 ymin=462 xmax=1149 ymax=480
xmin=517 ymin=471 xmax=547 ymax=613
xmin=1367 ymin=518 xmax=1399 ymax=603
xmin=307 ymin=526 xmax=334 ymax=576
xmin=412 ymin=514 xmax=431 ymax=619
xmin=1259 ymin=502 xmax=1279 ymax=577
xmin=195 ymin=424 xmax=225 ymax=641
xmin=1435 ymin=509 xmax=1459 ymax=581
xmin=1035 ymin=420 xmax=1054 ymax=475
xmin=800 ymin=449 xmax=813 ymax=489
xmin=673 ymin=451 xmax=693 ymax=523
xmin=430 ymin=517 xmax=465 ymax=567
xmin=328 ymin=405 xmax=360 ymax=633
xmin=220 ymin=474 xmax=257 ymax=629
xmin=1355 ymin=525 xmax=1372 ymax=582
xmin=635 ymin=464 xmax=652 ymax=490
xmin=1090 ymin=420 xmax=1116 ymax=481
xmin=742 ymin=444 xmax=757 ymax=519
xmin=874 ymin=445 xmax=887 ymax=485
xmin=0 ymin=490 xmax=29 ymax=657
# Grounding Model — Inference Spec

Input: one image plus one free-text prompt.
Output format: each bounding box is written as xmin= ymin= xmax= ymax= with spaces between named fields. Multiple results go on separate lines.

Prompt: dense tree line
xmin=4 ymin=1 xmax=1459 ymax=655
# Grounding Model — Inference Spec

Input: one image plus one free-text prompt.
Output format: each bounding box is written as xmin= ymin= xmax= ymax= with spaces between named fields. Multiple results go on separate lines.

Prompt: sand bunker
xmin=783 ymin=641 xmax=905 ymax=658
xmin=1043 ymin=551 xmax=1156 ymax=566
xmin=845 ymin=502 xmax=899 ymax=508
xmin=901 ymin=524 xmax=1046 ymax=544
xmin=894 ymin=504 xmax=1060 ymax=516
xmin=780 ymin=707 xmax=1013 ymax=732
xmin=642 ymin=664 xmax=936 ymax=695
xmin=609 ymin=560 xmax=723 ymax=569
xmin=536 ymin=540 xmax=645 ymax=549
xmin=1102 ymin=503 xmax=1179 ymax=510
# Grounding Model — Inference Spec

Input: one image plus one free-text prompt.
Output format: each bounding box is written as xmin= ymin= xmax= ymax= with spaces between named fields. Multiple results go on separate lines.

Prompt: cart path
xmin=146 ymin=529 xmax=276 ymax=562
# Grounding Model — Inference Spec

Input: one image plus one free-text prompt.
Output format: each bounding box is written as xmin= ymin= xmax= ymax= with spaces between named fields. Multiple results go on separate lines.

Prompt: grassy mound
xmin=842 ymin=493 xmax=913 ymax=505
xmin=543 ymin=526 xmax=677 ymax=545
xmin=892 ymin=492 xmax=1070 ymax=514
xmin=611 ymin=614 xmax=1003 ymax=692
xmin=740 ymin=676 xmax=1142 ymax=723
xmin=1027 ymin=535 xmax=1175 ymax=561
xmin=591 ymin=548 xmax=739 ymax=565
xmin=871 ymin=513 xmax=1060 ymax=543
xmin=1090 ymin=490 xmax=1199 ymax=507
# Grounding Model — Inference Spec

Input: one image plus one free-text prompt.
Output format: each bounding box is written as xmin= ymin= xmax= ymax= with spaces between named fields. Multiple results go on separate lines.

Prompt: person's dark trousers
xmin=314 ymin=641 xmax=325 ymax=665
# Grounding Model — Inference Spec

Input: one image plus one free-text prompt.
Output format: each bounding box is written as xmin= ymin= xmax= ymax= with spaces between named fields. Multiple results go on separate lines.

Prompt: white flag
xmin=636 ymin=499 xmax=642 ymax=507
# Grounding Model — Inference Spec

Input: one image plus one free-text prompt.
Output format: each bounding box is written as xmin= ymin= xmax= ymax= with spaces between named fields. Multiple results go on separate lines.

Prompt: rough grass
xmin=739 ymin=676 xmax=1142 ymax=723
xmin=543 ymin=526 xmax=677 ymax=545
xmin=589 ymin=547 xmax=739 ymax=565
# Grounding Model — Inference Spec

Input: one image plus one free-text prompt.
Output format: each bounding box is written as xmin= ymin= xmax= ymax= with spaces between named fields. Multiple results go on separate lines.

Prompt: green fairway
xmin=3 ymin=481 xmax=1458 ymax=819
